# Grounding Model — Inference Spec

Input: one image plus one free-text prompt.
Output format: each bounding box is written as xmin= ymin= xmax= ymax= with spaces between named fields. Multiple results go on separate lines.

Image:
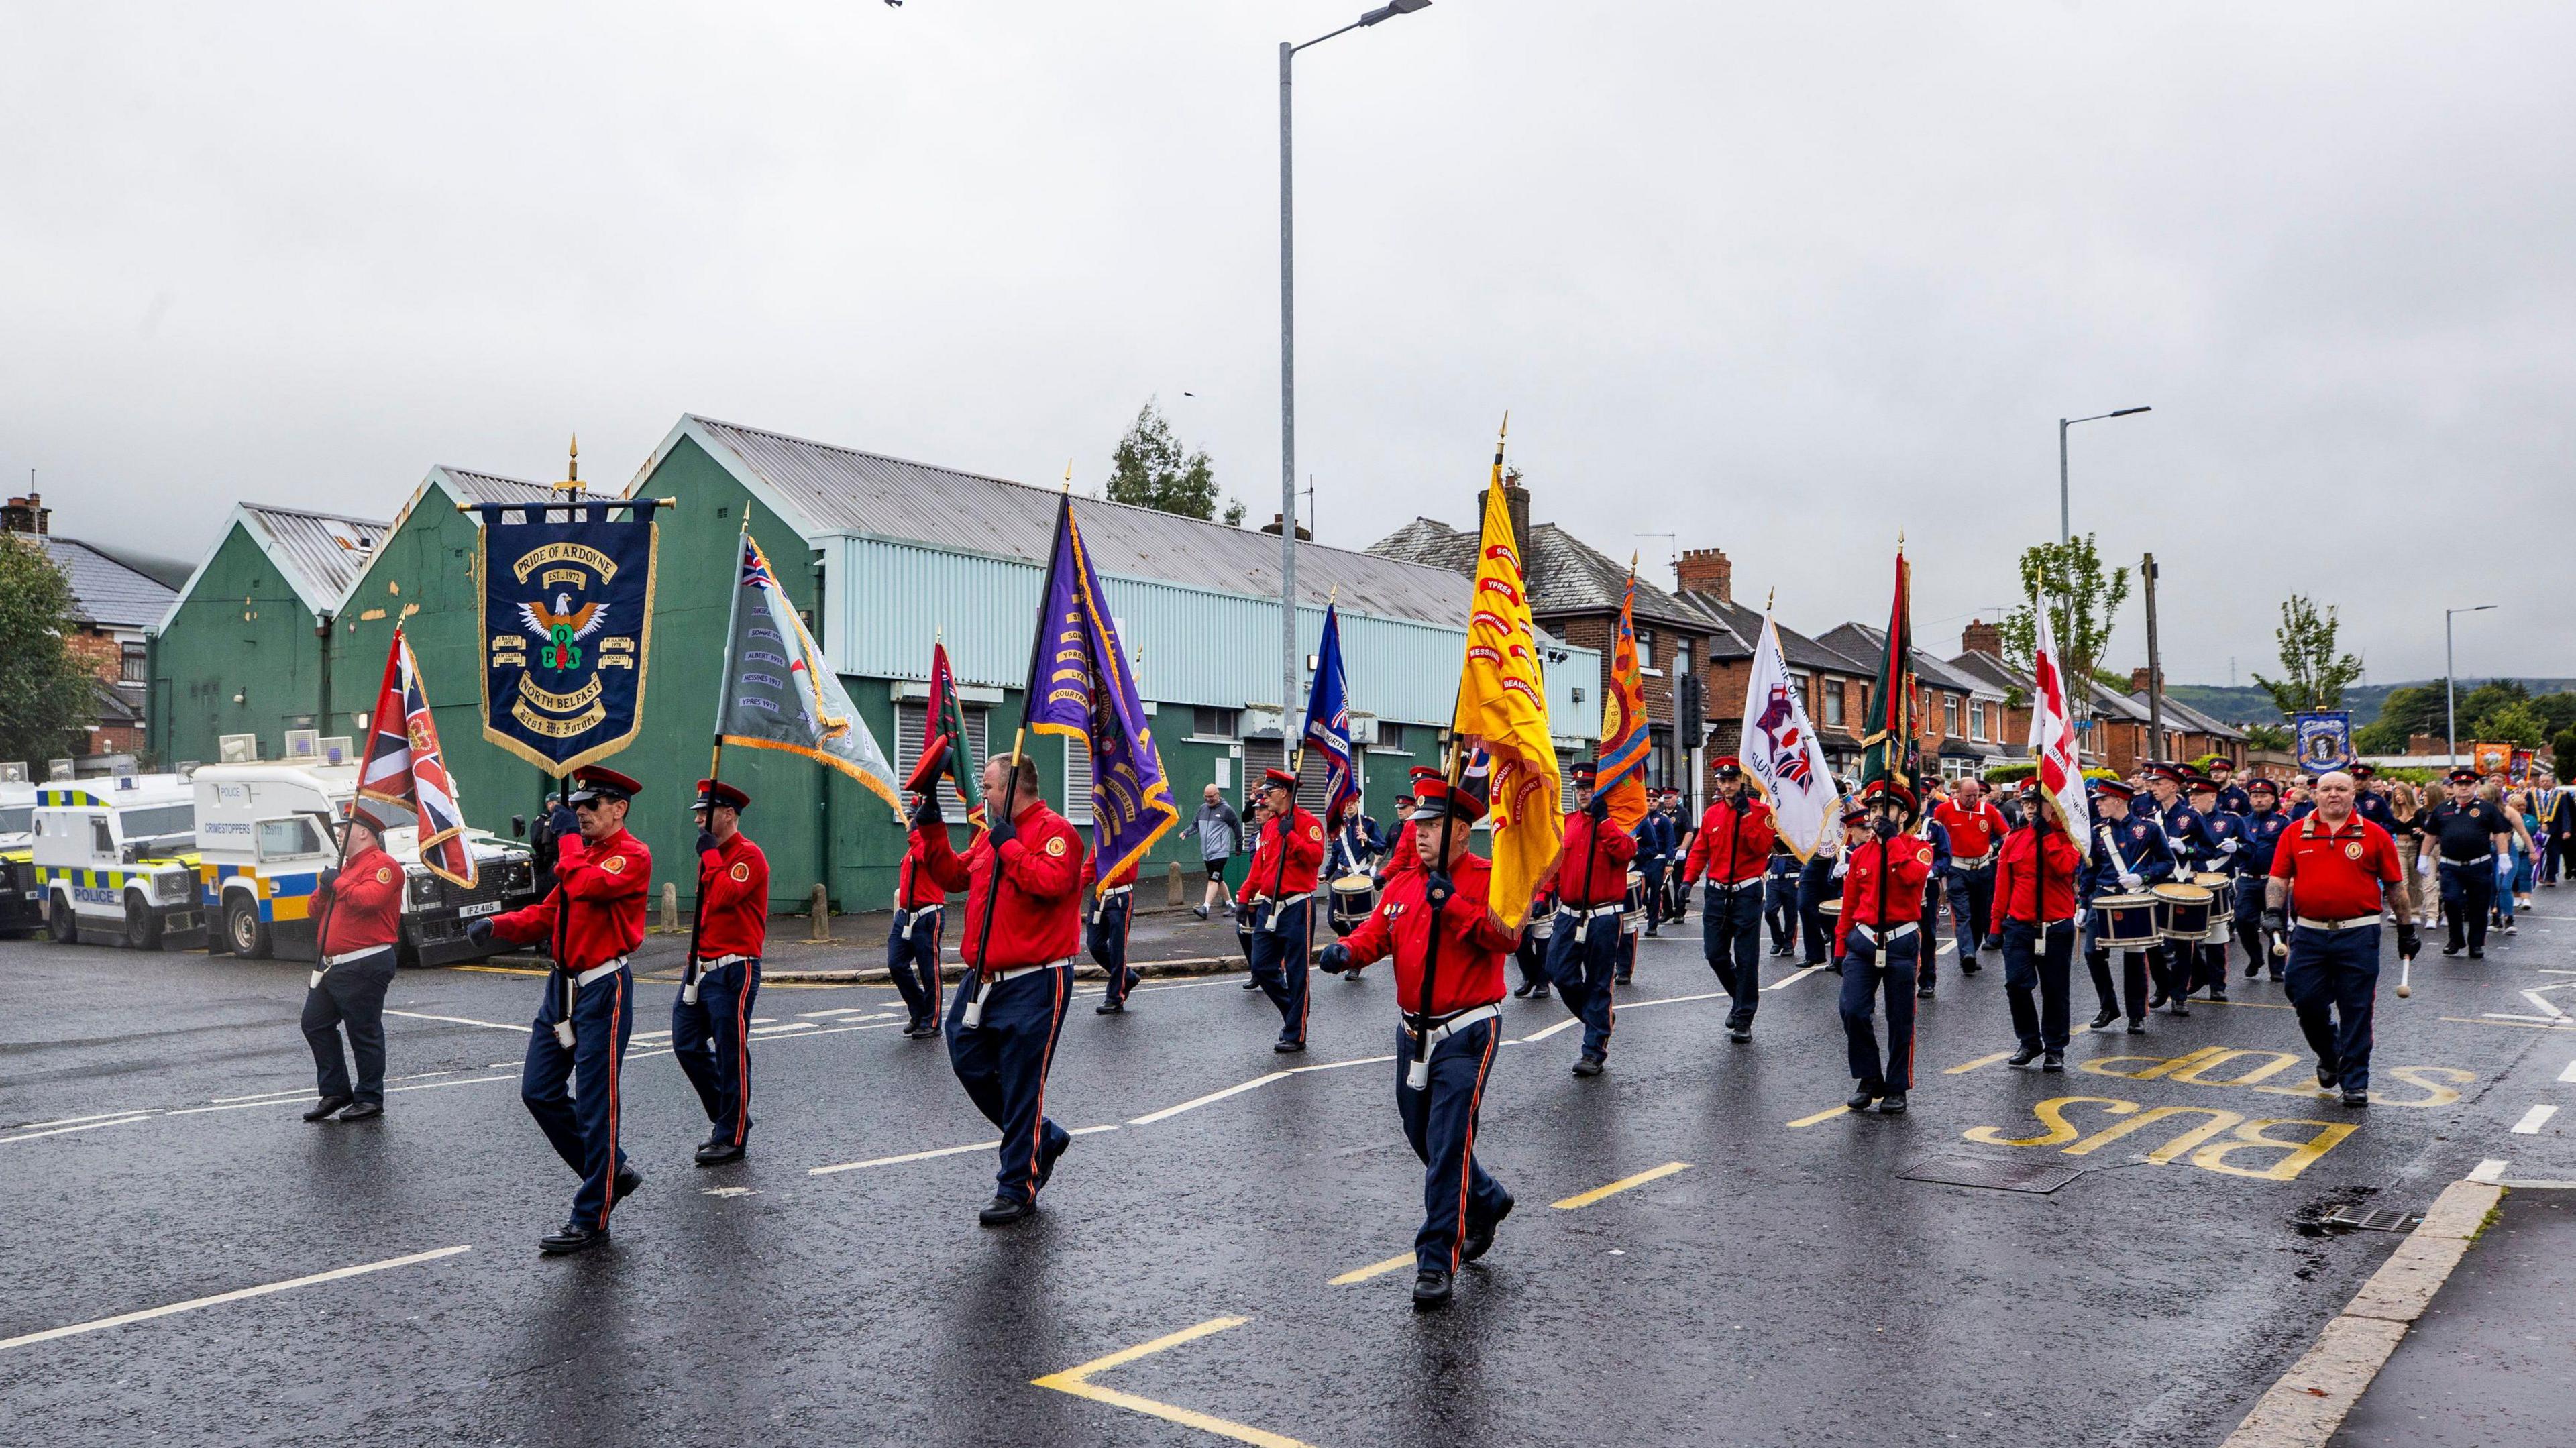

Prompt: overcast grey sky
xmin=5 ymin=1 xmax=2570 ymax=685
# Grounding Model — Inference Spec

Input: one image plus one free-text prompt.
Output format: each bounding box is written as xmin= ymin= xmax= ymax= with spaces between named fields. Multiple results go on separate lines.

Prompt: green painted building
xmin=151 ymin=416 xmax=1601 ymax=913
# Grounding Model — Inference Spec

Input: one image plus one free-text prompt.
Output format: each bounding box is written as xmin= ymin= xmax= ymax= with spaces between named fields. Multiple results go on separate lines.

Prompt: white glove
xmin=1831 ymin=861 xmax=1847 ymax=879
xmin=2119 ymin=873 xmax=2143 ymax=893
xmin=2219 ymin=839 xmax=2240 ymax=854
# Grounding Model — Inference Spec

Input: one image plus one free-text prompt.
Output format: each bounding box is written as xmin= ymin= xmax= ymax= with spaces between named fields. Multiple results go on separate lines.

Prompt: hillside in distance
xmin=2165 ymin=679 xmax=2576 ymax=728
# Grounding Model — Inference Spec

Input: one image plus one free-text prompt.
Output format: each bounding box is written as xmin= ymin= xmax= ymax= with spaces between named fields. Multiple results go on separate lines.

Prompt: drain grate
xmin=2318 ymin=1206 xmax=2422 ymax=1234
xmin=1898 ymin=1155 xmax=2087 ymax=1194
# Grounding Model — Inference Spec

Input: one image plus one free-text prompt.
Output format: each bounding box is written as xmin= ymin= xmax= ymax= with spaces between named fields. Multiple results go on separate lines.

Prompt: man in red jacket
xmin=889 ymin=788 xmax=951 ymax=1038
xmin=1236 ymin=767 xmax=1324 ymax=1052
xmin=472 ymin=765 xmax=651 ymax=1255
xmin=1835 ymin=779 xmax=1933 ymax=1113
xmin=1545 ymin=761 xmax=1633 ymax=1077
xmin=1992 ymin=790 xmax=2084 ymax=1070
xmin=1684 ymin=757 xmax=1778 ymax=1042
xmin=1931 ymin=777 xmax=2009 ymax=975
xmin=300 ymin=806 xmax=405 ymax=1123
xmin=677 ymin=779 xmax=767 ymax=1165
xmin=912 ymin=752 xmax=1083 ymax=1225
xmin=1318 ymin=775 xmax=1519 ymax=1311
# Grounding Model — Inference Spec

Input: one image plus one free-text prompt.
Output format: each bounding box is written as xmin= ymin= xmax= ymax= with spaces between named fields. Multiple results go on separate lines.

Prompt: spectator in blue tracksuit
xmin=2235 ymin=778 xmax=2292 ymax=981
xmin=2080 ymin=781 xmax=2176 ymax=1032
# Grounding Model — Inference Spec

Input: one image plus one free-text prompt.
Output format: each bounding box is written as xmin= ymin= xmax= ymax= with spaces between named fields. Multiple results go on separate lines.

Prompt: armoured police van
xmin=1 ymin=777 xmax=41 ymax=936
xmin=30 ymin=775 xmax=207 ymax=948
xmin=191 ymin=761 xmax=541 ymax=965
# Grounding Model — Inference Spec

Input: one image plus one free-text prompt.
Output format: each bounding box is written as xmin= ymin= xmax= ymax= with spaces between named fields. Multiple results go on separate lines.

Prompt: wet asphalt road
xmin=6 ymin=901 xmax=2576 ymax=1447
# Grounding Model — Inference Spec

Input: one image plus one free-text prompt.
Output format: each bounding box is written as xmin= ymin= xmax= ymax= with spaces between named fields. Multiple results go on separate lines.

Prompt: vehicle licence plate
xmin=460 ymin=901 xmax=503 ymax=918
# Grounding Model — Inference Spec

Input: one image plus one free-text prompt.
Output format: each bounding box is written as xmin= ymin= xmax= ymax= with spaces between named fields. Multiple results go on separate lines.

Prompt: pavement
xmin=6 ymin=897 xmax=2576 ymax=1446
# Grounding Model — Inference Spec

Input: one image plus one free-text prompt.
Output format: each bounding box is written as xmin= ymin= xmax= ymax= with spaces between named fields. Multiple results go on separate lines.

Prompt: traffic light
xmin=1679 ymin=671 xmax=1704 ymax=746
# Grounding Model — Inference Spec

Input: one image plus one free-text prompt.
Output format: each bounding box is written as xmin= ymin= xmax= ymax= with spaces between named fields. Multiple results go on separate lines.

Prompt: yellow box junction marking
xmin=1964 ymin=1096 xmax=2357 ymax=1180
xmin=1329 ymin=1253 xmax=1416 ymax=1286
xmin=1788 ymin=1104 xmax=1855 ymax=1128
xmin=1945 ymin=1051 xmax=2012 ymax=1074
xmin=1032 ymin=1317 xmax=1311 ymax=1448
xmin=1551 ymin=1161 xmax=1690 ymax=1210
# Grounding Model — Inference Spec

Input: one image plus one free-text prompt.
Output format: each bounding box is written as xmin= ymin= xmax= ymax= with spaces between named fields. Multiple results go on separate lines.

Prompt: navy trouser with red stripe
xmin=1395 ymin=1015 xmax=1511 ymax=1273
xmin=886 ymin=907 xmax=945 ymax=1029
xmin=1087 ymin=891 xmax=1138 ymax=1007
xmin=674 ymin=957 xmax=758 ymax=1148
xmin=1839 ymin=928 xmax=1919 ymax=1090
xmin=947 ymin=960 xmax=1073 ymax=1206
xmin=522 ymin=964 xmax=634 ymax=1231
xmin=2284 ymin=924 xmax=2379 ymax=1094
xmin=1247 ymin=899 xmax=1312 ymax=1046
xmin=1546 ymin=910 xmax=1619 ymax=1058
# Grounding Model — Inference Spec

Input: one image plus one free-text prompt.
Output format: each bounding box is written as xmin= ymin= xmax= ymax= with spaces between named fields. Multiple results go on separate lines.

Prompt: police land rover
xmin=30 ymin=775 xmax=207 ymax=948
xmin=192 ymin=761 xmax=541 ymax=965
xmin=1 ymin=775 xmax=44 ymax=937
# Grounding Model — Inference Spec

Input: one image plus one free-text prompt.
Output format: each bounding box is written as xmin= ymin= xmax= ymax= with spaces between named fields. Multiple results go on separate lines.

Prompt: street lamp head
xmin=2110 ymin=406 xmax=2151 ymax=416
xmin=1360 ymin=0 xmax=1431 ymax=23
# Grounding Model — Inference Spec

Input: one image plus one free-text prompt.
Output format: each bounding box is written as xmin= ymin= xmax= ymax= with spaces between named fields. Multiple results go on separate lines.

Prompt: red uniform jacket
xmin=492 ymin=828 xmax=651 ymax=971
xmin=1993 ymin=824 xmax=2083 ymax=924
xmin=1834 ymin=834 xmax=1935 ymax=954
xmin=1339 ymin=850 xmax=1518 ymax=1015
xmin=1238 ymin=805 xmax=1326 ymax=904
xmin=315 ymin=845 xmax=404 ymax=956
xmin=694 ymin=832 xmax=769 ymax=958
xmin=1933 ymin=799 xmax=2009 ymax=863
xmin=895 ymin=828 xmax=951 ymax=910
xmin=1684 ymin=795 xmax=1778 ymax=887
xmin=915 ymin=798 xmax=1083 ymax=968
xmin=1554 ymin=810 xmax=1637 ymax=907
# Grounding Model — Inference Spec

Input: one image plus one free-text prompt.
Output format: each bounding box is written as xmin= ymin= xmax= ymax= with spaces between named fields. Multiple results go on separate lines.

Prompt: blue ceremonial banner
xmin=2294 ymin=710 xmax=2353 ymax=775
xmin=1301 ymin=604 xmax=1361 ymax=828
xmin=1024 ymin=495 xmax=1180 ymax=881
xmin=476 ymin=497 xmax=661 ymax=776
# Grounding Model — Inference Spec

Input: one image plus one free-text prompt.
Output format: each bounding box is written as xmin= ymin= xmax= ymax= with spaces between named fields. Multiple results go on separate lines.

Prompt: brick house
xmin=1815 ymin=620 xmax=2012 ymax=781
xmin=1947 ymin=628 xmax=2159 ymax=776
xmin=2129 ymin=669 xmax=2249 ymax=771
xmin=3 ymin=492 xmax=177 ymax=765
xmin=1668 ymin=547 xmax=1875 ymax=785
xmin=1368 ymin=477 xmax=1721 ymax=800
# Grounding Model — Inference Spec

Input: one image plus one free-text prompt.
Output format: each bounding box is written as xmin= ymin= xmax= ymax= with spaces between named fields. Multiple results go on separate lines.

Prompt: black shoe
xmin=2267 ymin=970 xmax=2284 ymax=982
xmin=2340 ymin=1089 xmax=2369 ymax=1109
xmin=337 ymin=1100 xmax=382 ymax=1121
xmin=539 ymin=1223 xmax=609 ymax=1255
xmin=2008 ymin=1044 xmax=2043 ymax=1068
xmin=1412 ymin=1266 xmax=1453 ymax=1310
xmin=2127 ymin=1020 xmax=2147 ymax=1034
xmin=1037 ymin=1130 xmax=1069 ymax=1191
xmin=1614 ymin=972 xmax=1633 ymax=984
xmin=1513 ymin=979 xmax=1538 ymax=998
xmin=1531 ymin=984 xmax=1551 ymax=999
xmin=695 ymin=1140 xmax=744 ymax=1166
xmin=612 ymin=1166 xmax=642 ymax=1207
xmin=1728 ymin=1024 xmax=1752 ymax=1043
xmin=2208 ymin=990 xmax=2229 ymax=1004
xmin=2148 ymin=993 xmax=2169 ymax=1009
xmin=2245 ymin=960 xmax=2263 ymax=979
xmin=2088 ymin=1008 xmax=2120 ymax=1032
xmin=1960 ymin=957 xmax=1981 ymax=975
xmin=1461 ymin=1195 xmax=1514 ymax=1263
xmin=978 ymin=1194 xmax=1034 ymax=1227
xmin=303 ymin=1095 xmax=352 ymax=1123
xmin=1274 ymin=1038 xmax=1307 ymax=1054
xmin=1095 ymin=1000 xmax=1124 ymax=1015
xmin=2442 ymin=944 xmax=2463 ymax=957
xmin=1916 ymin=983 xmax=1935 ymax=999
xmin=1241 ymin=977 xmax=1261 ymax=990
xmin=2169 ymin=1003 xmax=2190 ymax=1017
xmin=2469 ymin=948 xmax=2485 ymax=960
xmin=1572 ymin=1053 xmax=1605 ymax=1078
xmin=2041 ymin=1052 xmax=2064 ymax=1072
xmin=908 ymin=1021 xmax=941 ymax=1039
xmin=1847 ymin=1084 xmax=1881 ymax=1111
xmin=1646 ymin=928 xmax=1660 ymax=938
xmin=2316 ymin=1064 xmax=2339 ymax=1089
xmin=1877 ymin=1092 xmax=1909 ymax=1115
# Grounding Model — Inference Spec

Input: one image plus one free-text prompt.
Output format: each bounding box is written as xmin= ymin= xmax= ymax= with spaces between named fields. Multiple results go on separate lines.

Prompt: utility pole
xmin=2141 ymin=553 xmax=2165 ymax=763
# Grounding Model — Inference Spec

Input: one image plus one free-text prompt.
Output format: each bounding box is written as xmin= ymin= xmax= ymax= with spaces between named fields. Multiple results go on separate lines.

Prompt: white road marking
xmin=702 ymin=1186 xmax=756 ymax=1197
xmin=810 ymin=1139 xmax=1000 ymax=1175
xmin=1069 ymin=1123 xmax=1120 ymax=1136
xmin=2511 ymin=1105 xmax=2558 ymax=1135
xmin=1128 ymin=1074 xmax=1293 ymax=1126
xmin=2470 ymin=1158 xmax=2509 ymax=1183
xmin=0 ymin=1114 xmax=155 ymax=1146
xmin=2559 ymin=1059 xmax=2576 ymax=1084
xmin=1520 ymin=1017 xmax=1584 ymax=1044
xmin=11 ymin=1108 xmax=166 ymax=1131
xmin=0 ymin=1245 xmax=472 ymax=1354
xmin=749 ymin=1021 xmax=817 ymax=1036
xmin=384 ymin=1009 xmax=525 ymax=1033
xmin=207 ymin=1087 xmax=327 ymax=1105
xmin=2521 ymin=989 xmax=2570 ymax=1020
xmin=1764 ymin=968 xmax=1825 ymax=991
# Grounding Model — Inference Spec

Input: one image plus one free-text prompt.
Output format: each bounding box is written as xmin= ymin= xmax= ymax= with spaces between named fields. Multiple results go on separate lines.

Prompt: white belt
xmin=2438 ymin=854 xmax=2494 ymax=867
xmin=548 ymin=956 xmax=629 ymax=1046
xmin=1848 ymin=921 xmax=1919 ymax=943
xmin=2294 ymin=915 xmax=2379 ymax=932
xmin=1703 ymin=878 xmax=1761 ymax=892
xmin=1404 ymin=1001 xmax=1502 ymax=1048
xmin=1252 ymin=891 xmax=1311 ymax=910
xmin=1953 ymin=854 xmax=1994 ymax=869
xmin=1567 ymin=902 xmax=1625 ymax=920
xmin=961 ymin=956 xmax=1073 ymax=1029
xmin=322 ymin=946 xmax=390 ymax=968
xmin=1097 ymin=884 xmax=1132 ymax=898
xmin=682 ymin=952 xmax=752 ymax=1003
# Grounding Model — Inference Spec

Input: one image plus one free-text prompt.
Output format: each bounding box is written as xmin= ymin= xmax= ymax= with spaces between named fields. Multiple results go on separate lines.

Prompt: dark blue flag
xmin=476 ymin=497 xmax=661 ymax=775
xmin=1023 ymin=494 xmax=1179 ymax=881
xmin=1301 ymin=603 xmax=1360 ymax=828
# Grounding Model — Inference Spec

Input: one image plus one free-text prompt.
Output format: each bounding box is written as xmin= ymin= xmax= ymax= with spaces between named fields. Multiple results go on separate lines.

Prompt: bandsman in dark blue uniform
xmin=2147 ymin=764 xmax=2220 ymax=1005
xmin=2348 ymin=763 xmax=2400 ymax=836
xmin=1088 ymin=854 xmax=1140 ymax=1014
xmin=2079 ymin=779 xmax=2175 ymax=1033
xmin=2422 ymin=767 xmax=2513 ymax=958
xmin=2206 ymin=758 xmax=2253 ymax=818
xmin=1546 ymin=761 xmax=1633 ymax=1077
xmin=1762 ymin=840 xmax=1801 ymax=958
xmin=2187 ymin=772 xmax=2247 ymax=1003
xmin=2236 ymin=777 xmax=2292 ymax=981
xmin=1636 ymin=792 xmax=1678 ymax=937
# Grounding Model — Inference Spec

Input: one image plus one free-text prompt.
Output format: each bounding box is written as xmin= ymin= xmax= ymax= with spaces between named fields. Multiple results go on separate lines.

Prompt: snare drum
xmin=1623 ymin=869 xmax=1646 ymax=915
xmin=1819 ymin=898 xmax=1843 ymax=920
xmin=2092 ymin=893 xmax=2159 ymax=947
xmin=2192 ymin=873 xmax=2235 ymax=940
xmin=2152 ymin=882 xmax=2213 ymax=942
xmin=1328 ymin=875 xmax=1375 ymax=938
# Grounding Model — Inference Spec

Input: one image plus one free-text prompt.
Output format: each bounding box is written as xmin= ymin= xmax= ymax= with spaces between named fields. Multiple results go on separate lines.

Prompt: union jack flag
xmin=359 ymin=627 xmax=475 ymax=887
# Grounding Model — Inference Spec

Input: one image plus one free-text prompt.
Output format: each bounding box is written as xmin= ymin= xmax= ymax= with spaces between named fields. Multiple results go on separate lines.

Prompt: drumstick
xmin=2396 ymin=956 xmax=2412 ymax=998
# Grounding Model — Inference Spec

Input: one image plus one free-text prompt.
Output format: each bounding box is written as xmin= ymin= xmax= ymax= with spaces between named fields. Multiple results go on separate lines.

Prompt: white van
xmin=1 ymin=780 xmax=41 ymax=937
xmin=191 ymin=761 xmax=541 ymax=965
xmin=30 ymin=776 xmax=207 ymax=948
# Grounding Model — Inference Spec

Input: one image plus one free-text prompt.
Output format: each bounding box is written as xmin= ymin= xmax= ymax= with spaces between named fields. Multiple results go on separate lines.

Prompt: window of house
xmin=1635 ymin=628 xmax=1656 ymax=665
xmin=1970 ymin=700 xmax=1986 ymax=742
xmin=1824 ymin=683 xmax=1846 ymax=726
xmin=1376 ymin=721 xmax=1407 ymax=752
xmin=1943 ymin=695 xmax=1960 ymax=737
xmin=119 ymin=643 xmax=146 ymax=683
xmin=1674 ymin=641 xmax=1692 ymax=677
xmin=1191 ymin=706 xmax=1238 ymax=740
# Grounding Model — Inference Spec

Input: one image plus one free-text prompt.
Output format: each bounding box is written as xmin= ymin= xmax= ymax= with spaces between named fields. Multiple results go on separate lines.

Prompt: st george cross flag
xmin=358 ymin=627 xmax=474 ymax=887
xmin=1300 ymin=603 xmax=1362 ymax=828
xmin=1450 ymin=429 xmax=1560 ymax=930
xmin=1024 ymin=494 xmax=1181 ymax=882
xmin=2029 ymin=598 xmax=2090 ymax=846
xmin=1740 ymin=612 xmax=1841 ymax=860
xmin=1593 ymin=564 xmax=1650 ymax=832
xmin=718 ymin=531 xmax=903 ymax=818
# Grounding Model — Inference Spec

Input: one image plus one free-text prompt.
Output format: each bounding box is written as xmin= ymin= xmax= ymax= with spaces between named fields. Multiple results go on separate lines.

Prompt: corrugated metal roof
xmin=684 ymin=416 xmax=1475 ymax=628
xmin=31 ymin=536 xmax=177 ymax=628
xmin=437 ymin=468 xmax=561 ymax=506
xmin=239 ymin=503 xmax=391 ymax=612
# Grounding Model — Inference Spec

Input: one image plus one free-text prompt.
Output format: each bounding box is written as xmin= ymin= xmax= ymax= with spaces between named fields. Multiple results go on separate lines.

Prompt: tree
xmin=2250 ymin=594 xmax=2363 ymax=716
xmin=0 ymin=537 xmax=99 ymax=767
xmin=1999 ymin=533 xmax=2131 ymax=722
xmin=2467 ymin=700 xmax=2548 ymax=749
xmin=2530 ymin=692 xmax=2576 ymax=739
xmin=2554 ymin=728 xmax=2576 ymax=785
xmin=2353 ymin=682 xmax=2445 ymax=754
xmin=1106 ymin=399 xmax=1243 ymax=526
xmin=2244 ymin=722 xmax=2293 ymax=750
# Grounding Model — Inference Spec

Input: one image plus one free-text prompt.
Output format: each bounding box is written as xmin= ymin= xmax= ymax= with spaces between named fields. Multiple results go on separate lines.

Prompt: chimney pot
xmin=1962 ymin=618 xmax=2003 ymax=657
xmin=2129 ymin=665 xmax=2158 ymax=694
xmin=1674 ymin=547 xmax=1733 ymax=603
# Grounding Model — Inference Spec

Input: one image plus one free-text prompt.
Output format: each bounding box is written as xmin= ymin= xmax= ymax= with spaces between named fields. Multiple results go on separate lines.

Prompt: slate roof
xmin=1951 ymin=649 xmax=2153 ymax=722
xmin=2135 ymin=690 xmax=2247 ymax=742
xmin=1364 ymin=515 xmax=1720 ymax=635
xmin=1680 ymin=592 xmax=1866 ymax=671
xmin=32 ymin=537 xmax=178 ymax=629
xmin=1815 ymin=622 xmax=1996 ymax=697
xmin=671 ymin=416 xmax=1477 ymax=628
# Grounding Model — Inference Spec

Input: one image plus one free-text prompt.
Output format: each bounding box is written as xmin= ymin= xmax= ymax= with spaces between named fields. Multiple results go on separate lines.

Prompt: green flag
xmin=1858 ymin=549 xmax=1920 ymax=810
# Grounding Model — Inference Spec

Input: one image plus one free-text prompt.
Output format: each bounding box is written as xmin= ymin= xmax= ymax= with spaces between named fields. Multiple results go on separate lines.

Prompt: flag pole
xmin=309 ymin=627 xmax=390 ymax=983
xmin=684 ymin=522 xmax=750 ymax=1000
xmin=975 ymin=488 xmax=1070 ymax=981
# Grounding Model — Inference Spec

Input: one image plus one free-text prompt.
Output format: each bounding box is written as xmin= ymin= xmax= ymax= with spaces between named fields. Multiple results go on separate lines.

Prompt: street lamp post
xmin=2445 ymin=604 xmax=2497 ymax=767
xmin=2057 ymin=406 xmax=2151 ymax=545
xmin=1280 ymin=0 xmax=1430 ymax=741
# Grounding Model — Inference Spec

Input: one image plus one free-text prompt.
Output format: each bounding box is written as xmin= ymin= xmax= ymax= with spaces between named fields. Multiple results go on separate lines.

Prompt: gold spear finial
xmin=555 ymin=433 xmax=583 ymax=494
xmin=1768 ymin=587 xmax=1776 ymax=612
